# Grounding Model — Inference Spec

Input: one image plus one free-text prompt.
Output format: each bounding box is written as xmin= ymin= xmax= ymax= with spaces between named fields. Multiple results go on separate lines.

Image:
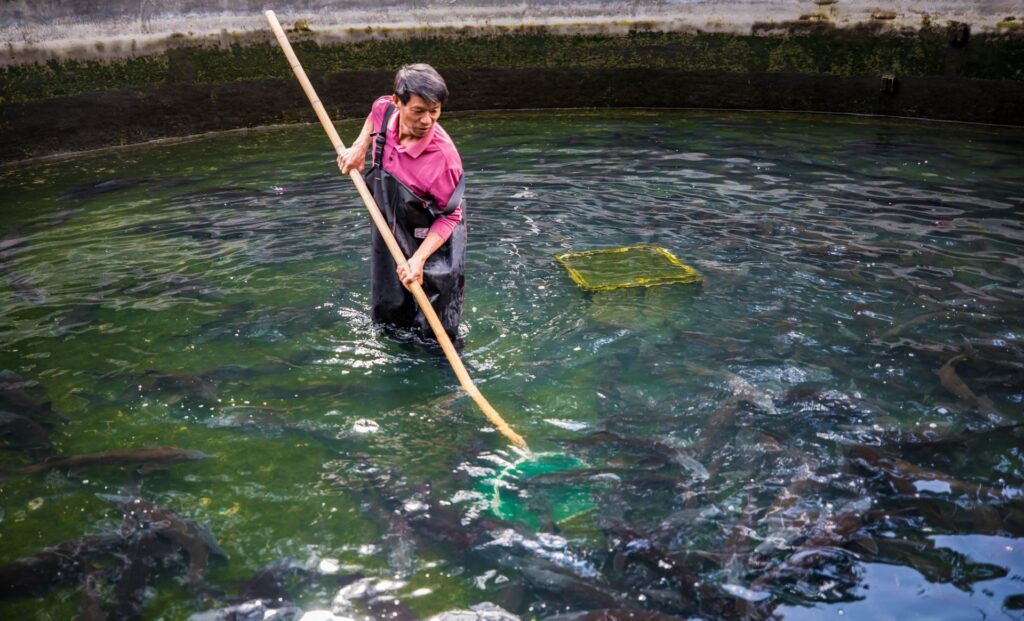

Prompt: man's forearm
xmin=351 ymin=117 xmax=375 ymax=155
xmin=411 ymin=231 xmax=446 ymax=265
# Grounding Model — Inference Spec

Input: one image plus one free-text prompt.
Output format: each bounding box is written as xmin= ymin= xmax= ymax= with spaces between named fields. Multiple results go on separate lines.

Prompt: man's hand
xmin=337 ymin=146 xmax=366 ymax=175
xmin=398 ymin=231 xmax=445 ymax=291
xmin=338 ymin=116 xmax=375 ymax=174
xmin=397 ymin=257 xmax=424 ymax=290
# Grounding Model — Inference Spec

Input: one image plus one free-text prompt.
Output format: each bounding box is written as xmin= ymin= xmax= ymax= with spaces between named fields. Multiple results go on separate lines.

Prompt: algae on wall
xmin=3 ymin=27 xmax=1023 ymax=105
xmin=2 ymin=3 xmax=1024 ymax=163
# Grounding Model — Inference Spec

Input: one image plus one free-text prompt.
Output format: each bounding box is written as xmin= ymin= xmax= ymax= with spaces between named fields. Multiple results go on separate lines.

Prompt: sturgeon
xmin=0 ymin=447 xmax=211 ymax=477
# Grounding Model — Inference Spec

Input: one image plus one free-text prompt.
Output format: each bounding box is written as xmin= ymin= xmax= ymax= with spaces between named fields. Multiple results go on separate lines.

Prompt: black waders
xmin=364 ymin=103 xmax=466 ymax=340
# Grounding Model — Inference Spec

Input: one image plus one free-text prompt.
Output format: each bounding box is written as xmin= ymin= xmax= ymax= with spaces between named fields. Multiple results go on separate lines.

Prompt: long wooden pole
xmin=264 ymin=10 xmax=528 ymax=451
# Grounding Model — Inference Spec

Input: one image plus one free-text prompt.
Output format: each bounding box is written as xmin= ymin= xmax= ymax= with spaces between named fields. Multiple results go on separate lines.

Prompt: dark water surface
xmin=1 ymin=111 xmax=1022 ymax=620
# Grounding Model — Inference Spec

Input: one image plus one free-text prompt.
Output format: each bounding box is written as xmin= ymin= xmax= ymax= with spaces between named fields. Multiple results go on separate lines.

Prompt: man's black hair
xmin=394 ymin=63 xmax=448 ymax=105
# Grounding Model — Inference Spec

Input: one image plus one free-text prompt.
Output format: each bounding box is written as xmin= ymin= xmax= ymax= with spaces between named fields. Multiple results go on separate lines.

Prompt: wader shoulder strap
xmin=375 ymin=101 xmax=464 ymax=218
xmin=436 ymin=173 xmax=465 ymax=217
xmin=373 ymin=103 xmax=396 ymax=166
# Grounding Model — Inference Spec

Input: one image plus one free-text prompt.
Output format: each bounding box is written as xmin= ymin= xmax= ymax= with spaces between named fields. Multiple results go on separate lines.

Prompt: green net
xmin=555 ymin=245 xmax=702 ymax=291
xmin=484 ymin=452 xmax=595 ymax=530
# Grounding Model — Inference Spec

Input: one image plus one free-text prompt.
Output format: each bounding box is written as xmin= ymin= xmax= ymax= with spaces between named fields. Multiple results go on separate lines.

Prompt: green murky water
xmin=1 ymin=111 xmax=1022 ymax=620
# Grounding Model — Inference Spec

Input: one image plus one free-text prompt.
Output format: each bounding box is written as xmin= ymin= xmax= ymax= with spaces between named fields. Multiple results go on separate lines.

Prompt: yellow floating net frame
xmin=555 ymin=245 xmax=703 ymax=292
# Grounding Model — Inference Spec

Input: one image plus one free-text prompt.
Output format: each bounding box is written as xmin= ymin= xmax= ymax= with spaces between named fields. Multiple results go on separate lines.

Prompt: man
xmin=338 ymin=64 xmax=466 ymax=340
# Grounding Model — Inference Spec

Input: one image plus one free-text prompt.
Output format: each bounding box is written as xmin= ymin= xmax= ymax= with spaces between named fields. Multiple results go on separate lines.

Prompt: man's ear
xmin=391 ymin=94 xmax=401 ymax=107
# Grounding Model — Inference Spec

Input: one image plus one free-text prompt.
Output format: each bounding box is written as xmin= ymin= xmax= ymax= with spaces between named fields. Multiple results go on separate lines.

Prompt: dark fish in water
xmin=598 ymin=518 xmax=728 ymax=616
xmin=0 ymin=371 xmax=67 ymax=426
xmin=188 ymin=599 xmax=304 ymax=621
xmin=0 ymin=446 xmax=211 ymax=477
xmin=868 ymin=536 xmax=1008 ymax=589
xmin=231 ymin=559 xmax=310 ymax=605
xmin=847 ymin=444 xmax=1020 ymax=503
xmin=137 ymin=371 xmax=220 ymax=404
xmin=0 ymin=410 xmax=54 ymax=460
xmin=0 ymin=531 xmax=123 ymax=598
xmin=556 ymin=430 xmax=708 ymax=481
xmin=59 ymin=177 xmax=153 ymax=202
xmin=935 ymin=352 xmax=1001 ymax=420
xmin=100 ymin=494 xmax=226 ymax=586
xmin=188 ymin=300 xmax=256 ymax=343
xmin=424 ymin=603 xmax=519 ymax=621
xmin=517 ymin=561 xmax=623 ymax=610
xmin=748 ymin=496 xmax=874 ymax=599
xmin=881 ymin=309 xmax=995 ymax=339
xmin=200 ymin=559 xmax=364 ymax=620
xmin=110 ymin=527 xmax=182 ymax=620
xmin=544 ymin=610 xmax=690 ymax=621
xmin=694 ymin=398 xmax=743 ymax=465
xmin=0 ymin=386 xmax=65 ymax=425
xmin=55 ymin=299 xmax=103 ymax=333
xmin=880 ymin=422 xmax=1024 ymax=451
xmin=877 ymin=495 xmax=1024 ymax=537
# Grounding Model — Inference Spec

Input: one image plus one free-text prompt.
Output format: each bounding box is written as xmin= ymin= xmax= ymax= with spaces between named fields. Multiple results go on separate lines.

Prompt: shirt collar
xmin=388 ymin=112 xmax=435 ymax=159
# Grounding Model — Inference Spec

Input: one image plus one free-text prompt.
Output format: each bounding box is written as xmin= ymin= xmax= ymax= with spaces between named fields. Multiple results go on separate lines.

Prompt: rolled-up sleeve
xmin=427 ymin=164 xmax=464 ymax=242
xmin=368 ymin=96 xmax=391 ymax=130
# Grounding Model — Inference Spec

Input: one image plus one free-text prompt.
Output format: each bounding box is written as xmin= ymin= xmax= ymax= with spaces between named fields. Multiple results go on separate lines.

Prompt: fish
xmin=110 ymin=528 xmax=182 ymax=619
xmin=231 ymin=559 xmax=309 ymax=604
xmin=0 ymin=371 xmax=68 ymax=426
xmin=598 ymin=518 xmax=732 ymax=618
xmin=187 ymin=300 xmax=255 ymax=343
xmin=187 ymin=599 xmax=303 ymax=621
xmin=847 ymin=444 xmax=1020 ymax=504
xmin=693 ymin=397 xmax=742 ymax=463
xmin=0 ymin=447 xmax=211 ymax=477
xmin=0 ymin=531 xmax=123 ymax=598
xmin=100 ymin=494 xmax=226 ymax=586
xmin=143 ymin=368 xmax=219 ymax=403
xmin=555 ymin=430 xmax=708 ymax=481
xmin=748 ymin=497 xmax=874 ymax=596
xmin=935 ymin=353 xmax=1000 ymax=419
xmin=543 ymin=610 xmax=688 ymax=621
xmin=58 ymin=177 xmax=153 ymax=202
xmin=516 ymin=561 xmax=624 ymax=610
xmin=880 ymin=423 xmax=1024 ymax=451
xmin=424 ymin=603 xmax=520 ymax=621
xmin=0 ymin=410 xmax=54 ymax=460
xmin=725 ymin=373 xmax=778 ymax=416
xmin=882 ymin=310 xmax=994 ymax=339
xmin=55 ymin=300 xmax=103 ymax=333
xmin=877 ymin=495 xmax=1022 ymax=536
xmin=868 ymin=536 xmax=1007 ymax=589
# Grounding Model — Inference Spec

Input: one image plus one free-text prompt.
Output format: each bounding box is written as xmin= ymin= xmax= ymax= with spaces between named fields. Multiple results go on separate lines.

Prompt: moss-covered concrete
xmin=2 ymin=24 xmax=1023 ymax=162
xmin=4 ymin=27 xmax=1023 ymax=105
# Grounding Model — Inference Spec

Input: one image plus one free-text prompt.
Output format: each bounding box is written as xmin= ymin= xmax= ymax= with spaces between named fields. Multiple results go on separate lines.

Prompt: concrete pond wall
xmin=2 ymin=1 xmax=1023 ymax=163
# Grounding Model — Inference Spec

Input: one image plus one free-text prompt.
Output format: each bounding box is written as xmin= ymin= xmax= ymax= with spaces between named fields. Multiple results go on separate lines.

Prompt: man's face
xmin=393 ymin=94 xmax=441 ymax=139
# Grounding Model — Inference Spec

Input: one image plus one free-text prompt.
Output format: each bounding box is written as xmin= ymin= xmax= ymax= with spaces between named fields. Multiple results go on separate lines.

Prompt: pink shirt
xmin=368 ymin=96 xmax=464 ymax=241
